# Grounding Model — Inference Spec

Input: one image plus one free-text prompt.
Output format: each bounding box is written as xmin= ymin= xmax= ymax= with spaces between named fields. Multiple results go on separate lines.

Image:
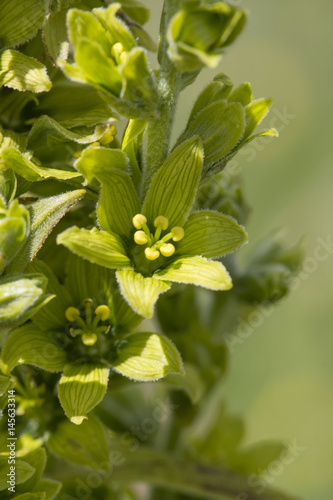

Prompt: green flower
xmin=167 ymin=1 xmax=247 ymax=73
xmin=0 ymin=258 xmax=184 ymax=425
xmin=57 ymin=137 xmax=248 ymax=319
xmin=59 ymin=4 xmax=159 ymax=119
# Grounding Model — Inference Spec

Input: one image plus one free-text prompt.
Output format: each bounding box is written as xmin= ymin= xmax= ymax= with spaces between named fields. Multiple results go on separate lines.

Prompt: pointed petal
xmin=155 ymin=256 xmax=232 ymax=291
xmin=143 ymin=137 xmax=203 ymax=228
xmin=57 ymin=226 xmax=131 ymax=269
xmin=0 ymin=325 xmax=67 ymax=375
xmin=112 ymin=332 xmax=184 ymax=381
xmin=177 ymin=210 xmax=248 ymax=258
xmin=58 ymin=363 xmax=110 ymax=425
xmin=116 ymin=269 xmax=171 ymax=318
xmin=75 ymin=149 xmax=141 ymax=238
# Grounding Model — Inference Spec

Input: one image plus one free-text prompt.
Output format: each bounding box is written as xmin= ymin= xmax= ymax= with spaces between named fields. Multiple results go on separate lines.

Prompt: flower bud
xmin=60 ymin=5 xmax=159 ymax=119
xmin=167 ymin=1 xmax=247 ymax=73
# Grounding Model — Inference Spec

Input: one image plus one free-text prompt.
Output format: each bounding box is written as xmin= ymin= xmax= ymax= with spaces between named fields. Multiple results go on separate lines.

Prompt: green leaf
xmin=47 ymin=415 xmax=110 ymax=468
xmin=0 ymin=324 xmax=67 ymax=375
xmin=58 ymin=362 xmax=110 ymax=424
xmin=143 ymin=137 xmax=203 ymax=228
xmin=1 ymin=148 xmax=82 ymax=182
xmin=116 ymin=269 xmax=171 ymax=319
xmin=119 ymin=0 xmax=150 ymax=25
xmin=0 ymin=0 xmax=45 ymax=50
xmin=120 ymin=48 xmax=159 ymax=112
xmin=177 ymin=210 xmax=248 ymax=258
xmin=75 ymin=146 xmax=129 ymax=183
xmin=244 ymin=98 xmax=273 ymax=139
xmin=33 ymin=77 xmax=116 ymax=129
xmin=231 ymin=441 xmax=288 ymax=476
xmin=107 ymin=444 xmax=296 ymax=500
xmin=129 ymin=25 xmax=157 ymax=52
xmin=187 ymin=73 xmax=233 ymax=124
xmin=155 ymin=256 xmax=232 ymax=291
xmin=177 ymin=101 xmax=245 ymax=166
xmin=0 ymin=374 xmax=10 ymax=395
xmin=7 ymin=189 xmax=86 ymax=273
xmin=0 ymin=168 xmax=16 ymax=205
xmin=0 ymin=203 xmax=29 ymax=273
xmin=67 ymin=9 xmax=113 ymax=55
xmin=0 ymin=457 xmax=35 ymax=491
xmin=34 ymin=480 xmax=62 ymax=500
xmin=112 ymin=332 xmax=184 ymax=381
xmin=27 ymin=115 xmax=111 ymax=160
xmin=0 ymin=274 xmax=52 ymax=328
xmin=43 ymin=6 xmax=70 ymax=65
xmin=228 ymin=82 xmax=253 ymax=106
xmin=27 ymin=259 xmax=73 ymax=331
xmin=15 ymin=448 xmax=46 ymax=495
xmin=164 ymin=362 xmax=204 ymax=404
xmin=0 ymin=50 xmax=51 ymax=93
xmin=57 ymin=226 xmax=131 ymax=269
xmin=121 ymin=119 xmax=145 ymax=186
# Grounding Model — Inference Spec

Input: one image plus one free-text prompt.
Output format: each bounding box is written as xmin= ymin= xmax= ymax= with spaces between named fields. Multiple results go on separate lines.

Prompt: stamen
xmin=171 ymin=227 xmax=185 ymax=241
xmin=99 ymin=124 xmax=117 ymax=145
xmin=134 ymin=230 xmax=149 ymax=245
xmin=111 ymin=42 xmax=125 ymax=64
xmin=145 ymin=247 xmax=160 ymax=261
xmin=95 ymin=305 xmax=111 ymax=321
xmin=133 ymin=214 xmax=148 ymax=230
xmin=160 ymin=243 xmax=175 ymax=257
xmin=154 ymin=216 xmax=169 ymax=230
xmin=65 ymin=307 xmax=80 ymax=322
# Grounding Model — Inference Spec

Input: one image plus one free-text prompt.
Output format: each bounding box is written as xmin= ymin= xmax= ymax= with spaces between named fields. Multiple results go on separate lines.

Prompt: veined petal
xmin=58 ymin=363 xmax=110 ymax=425
xmin=177 ymin=210 xmax=248 ymax=258
xmin=155 ymin=256 xmax=232 ymax=291
xmin=143 ymin=137 xmax=203 ymax=228
xmin=75 ymin=147 xmax=129 ymax=184
xmin=95 ymin=168 xmax=140 ymax=238
xmin=116 ymin=269 xmax=171 ymax=319
xmin=112 ymin=332 xmax=184 ymax=381
xmin=57 ymin=226 xmax=131 ymax=269
xmin=0 ymin=325 xmax=67 ymax=375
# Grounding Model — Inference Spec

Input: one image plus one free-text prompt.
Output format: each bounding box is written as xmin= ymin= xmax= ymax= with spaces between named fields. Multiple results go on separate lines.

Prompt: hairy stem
xmin=140 ymin=0 xmax=182 ymax=198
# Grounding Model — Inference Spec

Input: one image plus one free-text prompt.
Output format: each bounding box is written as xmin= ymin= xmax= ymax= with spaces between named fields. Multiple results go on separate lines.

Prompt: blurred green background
xmin=145 ymin=1 xmax=333 ymax=499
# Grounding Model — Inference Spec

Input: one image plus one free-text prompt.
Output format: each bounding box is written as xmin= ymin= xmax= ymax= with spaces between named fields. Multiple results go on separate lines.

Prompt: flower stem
xmin=140 ymin=0 xmax=182 ymax=198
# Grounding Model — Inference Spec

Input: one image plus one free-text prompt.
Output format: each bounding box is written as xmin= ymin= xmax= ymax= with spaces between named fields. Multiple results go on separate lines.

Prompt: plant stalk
xmin=140 ymin=0 xmax=182 ymax=198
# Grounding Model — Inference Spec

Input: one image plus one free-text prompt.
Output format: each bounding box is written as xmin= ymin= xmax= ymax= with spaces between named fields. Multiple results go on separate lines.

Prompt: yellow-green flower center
xmin=65 ymin=301 xmax=111 ymax=346
xmin=132 ymin=214 xmax=185 ymax=261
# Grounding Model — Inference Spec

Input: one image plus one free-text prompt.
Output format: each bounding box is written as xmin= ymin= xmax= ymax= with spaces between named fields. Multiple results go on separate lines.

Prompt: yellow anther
xmin=160 ymin=243 xmax=175 ymax=257
xmin=81 ymin=333 xmax=98 ymax=346
xmin=134 ymin=230 xmax=149 ymax=245
xmin=99 ymin=132 xmax=115 ymax=145
xmin=111 ymin=42 xmax=125 ymax=62
xmin=171 ymin=226 xmax=185 ymax=242
xmin=99 ymin=124 xmax=117 ymax=145
xmin=145 ymin=247 xmax=160 ymax=261
xmin=133 ymin=214 xmax=147 ymax=230
xmin=89 ymin=142 xmax=100 ymax=148
xmin=154 ymin=216 xmax=169 ymax=230
xmin=65 ymin=307 xmax=80 ymax=322
xmin=95 ymin=305 xmax=111 ymax=321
